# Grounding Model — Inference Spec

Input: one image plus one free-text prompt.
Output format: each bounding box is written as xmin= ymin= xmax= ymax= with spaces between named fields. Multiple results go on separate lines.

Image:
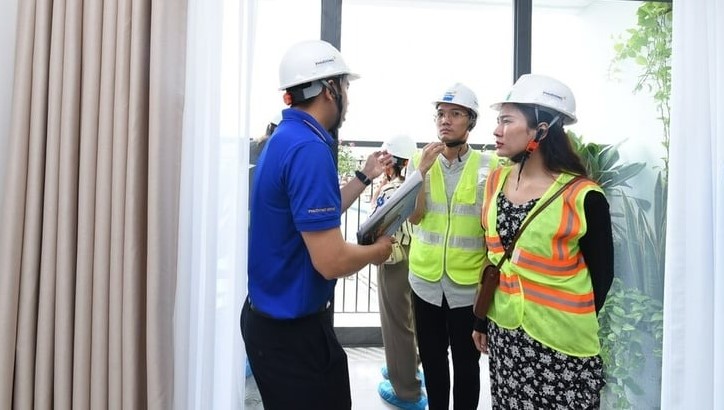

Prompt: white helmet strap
xmin=534 ymin=106 xmax=562 ymax=130
xmin=320 ymin=77 xmax=344 ymax=131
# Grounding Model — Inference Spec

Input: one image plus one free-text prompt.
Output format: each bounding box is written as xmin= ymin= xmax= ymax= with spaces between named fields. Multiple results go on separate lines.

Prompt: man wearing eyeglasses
xmin=406 ymin=83 xmax=493 ymax=409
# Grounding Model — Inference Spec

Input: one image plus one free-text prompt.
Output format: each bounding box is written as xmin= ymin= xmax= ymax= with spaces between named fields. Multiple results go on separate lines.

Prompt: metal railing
xmin=335 ymin=182 xmax=379 ymax=316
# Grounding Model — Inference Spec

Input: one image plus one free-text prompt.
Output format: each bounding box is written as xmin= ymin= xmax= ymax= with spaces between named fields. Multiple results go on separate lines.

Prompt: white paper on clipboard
xmin=357 ymin=170 xmax=423 ymax=245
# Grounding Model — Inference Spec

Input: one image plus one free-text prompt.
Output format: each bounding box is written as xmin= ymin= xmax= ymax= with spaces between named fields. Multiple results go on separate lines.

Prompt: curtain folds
xmin=662 ymin=0 xmax=724 ymax=408
xmin=0 ymin=0 xmax=18 ymax=195
xmin=0 ymin=0 xmax=186 ymax=408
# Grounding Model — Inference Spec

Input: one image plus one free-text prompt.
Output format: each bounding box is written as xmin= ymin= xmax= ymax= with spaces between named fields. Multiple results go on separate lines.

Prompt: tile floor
xmin=245 ymin=347 xmax=492 ymax=409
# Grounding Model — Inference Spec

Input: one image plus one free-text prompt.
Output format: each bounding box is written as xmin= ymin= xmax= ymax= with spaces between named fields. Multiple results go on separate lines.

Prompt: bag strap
xmin=494 ymin=176 xmax=583 ymax=269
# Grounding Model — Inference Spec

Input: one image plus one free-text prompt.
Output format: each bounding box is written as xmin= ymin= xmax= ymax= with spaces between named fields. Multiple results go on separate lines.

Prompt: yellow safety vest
xmin=409 ymin=150 xmax=487 ymax=284
xmin=482 ymin=166 xmax=603 ymax=357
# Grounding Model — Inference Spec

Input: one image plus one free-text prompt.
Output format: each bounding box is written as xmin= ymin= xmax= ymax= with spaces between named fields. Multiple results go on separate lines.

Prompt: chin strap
xmin=442 ymin=134 xmax=468 ymax=162
xmin=443 ymin=142 xmax=467 ymax=162
xmin=321 ymin=78 xmax=344 ymax=132
xmin=445 ymin=140 xmax=465 ymax=148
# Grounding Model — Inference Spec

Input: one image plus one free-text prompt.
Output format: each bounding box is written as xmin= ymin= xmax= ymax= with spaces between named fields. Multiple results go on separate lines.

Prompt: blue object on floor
xmin=378 ymin=380 xmax=428 ymax=410
xmin=245 ymin=358 xmax=253 ymax=378
xmin=381 ymin=366 xmax=425 ymax=386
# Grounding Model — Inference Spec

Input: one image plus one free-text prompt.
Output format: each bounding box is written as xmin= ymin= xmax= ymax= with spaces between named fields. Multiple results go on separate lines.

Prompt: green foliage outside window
xmin=611 ymin=2 xmax=672 ymax=177
xmin=569 ymin=129 xmax=666 ymax=410
xmin=596 ymin=2 xmax=672 ymax=408
xmin=337 ymin=141 xmax=359 ymax=179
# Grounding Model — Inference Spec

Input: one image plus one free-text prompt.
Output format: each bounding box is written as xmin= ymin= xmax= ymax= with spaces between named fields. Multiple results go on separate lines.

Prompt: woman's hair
xmin=517 ymin=104 xmax=588 ymax=177
xmin=385 ymin=157 xmax=408 ymax=183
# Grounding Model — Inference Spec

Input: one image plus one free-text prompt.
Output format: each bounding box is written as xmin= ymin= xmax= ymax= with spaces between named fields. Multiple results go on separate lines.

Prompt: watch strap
xmin=355 ymin=170 xmax=372 ymax=186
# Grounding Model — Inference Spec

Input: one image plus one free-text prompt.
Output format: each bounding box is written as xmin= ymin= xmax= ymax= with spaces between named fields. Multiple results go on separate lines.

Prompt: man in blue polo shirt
xmin=241 ymin=40 xmax=395 ymax=409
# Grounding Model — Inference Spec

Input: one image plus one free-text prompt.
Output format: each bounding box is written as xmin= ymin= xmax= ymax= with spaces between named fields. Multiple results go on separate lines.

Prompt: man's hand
xmin=361 ymin=150 xmax=393 ymax=180
xmin=371 ymin=235 xmax=394 ymax=265
xmin=417 ymin=142 xmax=444 ymax=176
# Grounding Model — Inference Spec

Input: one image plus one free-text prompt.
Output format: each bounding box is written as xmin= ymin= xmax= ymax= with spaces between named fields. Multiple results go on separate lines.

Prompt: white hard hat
xmin=382 ymin=135 xmax=417 ymax=160
xmin=432 ymin=83 xmax=479 ymax=116
xmin=270 ymin=112 xmax=283 ymax=126
xmin=490 ymin=74 xmax=577 ymax=125
xmin=278 ymin=40 xmax=360 ymax=91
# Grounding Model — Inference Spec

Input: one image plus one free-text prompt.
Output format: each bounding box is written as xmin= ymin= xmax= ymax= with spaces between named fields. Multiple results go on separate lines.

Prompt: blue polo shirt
xmin=248 ymin=108 xmax=341 ymax=319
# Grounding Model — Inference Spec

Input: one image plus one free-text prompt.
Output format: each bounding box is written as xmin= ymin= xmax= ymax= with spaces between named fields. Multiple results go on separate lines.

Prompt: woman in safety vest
xmin=472 ymin=74 xmax=614 ymax=409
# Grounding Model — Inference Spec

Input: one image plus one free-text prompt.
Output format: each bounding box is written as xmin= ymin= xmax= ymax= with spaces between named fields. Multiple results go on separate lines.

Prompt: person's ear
xmin=523 ymin=124 xmax=549 ymax=153
xmin=327 ymin=79 xmax=340 ymax=97
xmin=323 ymin=84 xmax=335 ymax=101
xmin=534 ymin=123 xmax=549 ymax=141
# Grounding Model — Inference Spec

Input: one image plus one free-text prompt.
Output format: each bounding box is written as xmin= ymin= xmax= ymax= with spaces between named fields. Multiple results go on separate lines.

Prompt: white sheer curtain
xmin=174 ymin=0 xmax=255 ymax=409
xmin=0 ymin=0 xmax=18 ymax=197
xmin=662 ymin=1 xmax=724 ymax=409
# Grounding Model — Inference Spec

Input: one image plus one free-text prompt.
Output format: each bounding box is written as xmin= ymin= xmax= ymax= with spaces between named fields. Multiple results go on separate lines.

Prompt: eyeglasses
xmin=434 ymin=109 xmax=469 ymax=121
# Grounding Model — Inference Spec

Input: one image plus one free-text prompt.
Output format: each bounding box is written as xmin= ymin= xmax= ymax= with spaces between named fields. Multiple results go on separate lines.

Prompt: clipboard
xmin=357 ymin=171 xmax=423 ymax=245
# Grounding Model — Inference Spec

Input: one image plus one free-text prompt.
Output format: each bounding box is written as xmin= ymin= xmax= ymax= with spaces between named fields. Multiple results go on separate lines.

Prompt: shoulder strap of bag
xmin=495 ymin=176 xmax=583 ymax=269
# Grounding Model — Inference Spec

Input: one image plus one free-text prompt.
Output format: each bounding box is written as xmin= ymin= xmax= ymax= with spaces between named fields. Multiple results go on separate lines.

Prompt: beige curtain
xmin=0 ymin=0 xmax=186 ymax=408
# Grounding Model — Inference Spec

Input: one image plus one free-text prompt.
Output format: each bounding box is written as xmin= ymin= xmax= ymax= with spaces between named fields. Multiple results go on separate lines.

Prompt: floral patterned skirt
xmin=488 ymin=321 xmax=605 ymax=410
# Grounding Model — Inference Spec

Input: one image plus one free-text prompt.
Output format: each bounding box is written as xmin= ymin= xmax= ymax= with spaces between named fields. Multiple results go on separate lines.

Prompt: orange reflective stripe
xmin=520 ymin=279 xmax=595 ymax=314
xmin=486 ymin=235 xmax=504 ymax=253
xmin=514 ymin=249 xmax=585 ymax=276
xmin=499 ymin=274 xmax=521 ymax=294
xmin=481 ymin=168 xmax=502 ymax=230
xmin=553 ymin=178 xmax=592 ymax=259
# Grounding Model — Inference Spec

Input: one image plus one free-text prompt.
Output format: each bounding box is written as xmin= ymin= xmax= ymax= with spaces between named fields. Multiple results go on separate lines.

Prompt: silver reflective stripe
xmin=448 ymin=235 xmax=484 ymax=249
xmin=415 ymin=228 xmax=445 ymax=245
xmin=416 ymin=228 xmax=482 ymax=250
xmin=501 ymin=278 xmax=521 ymax=292
xmin=516 ymin=253 xmax=582 ymax=274
xmin=451 ymin=203 xmax=480 ymax=217
xmin=524 ymin=287 xmax=595 ymax=309
xmin=487 ymin=237 xmax=503 ymax=249
xmin=426 ymin=199 xmax=481 ymax=216
xmin=427 ymin=202 xmax=448 ymax=214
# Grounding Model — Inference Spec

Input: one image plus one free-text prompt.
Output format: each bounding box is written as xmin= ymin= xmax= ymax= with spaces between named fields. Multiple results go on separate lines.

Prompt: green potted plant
xmin=596 ymin=2 xmax=672 ymax=408
xmin=569 ymin=131 xmax=665 ymax=409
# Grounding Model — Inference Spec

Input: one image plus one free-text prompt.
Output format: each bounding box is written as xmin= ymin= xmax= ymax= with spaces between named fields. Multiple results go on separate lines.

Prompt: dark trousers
xmin=413 ymin=294 xmax=481 ymax=410
xmin=240 ymin=298 xmax=351 ymax=410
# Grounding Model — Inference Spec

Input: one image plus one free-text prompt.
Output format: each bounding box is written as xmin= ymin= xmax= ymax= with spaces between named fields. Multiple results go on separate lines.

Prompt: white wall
xmin=0 ymin=0 xmax=18 ymax=199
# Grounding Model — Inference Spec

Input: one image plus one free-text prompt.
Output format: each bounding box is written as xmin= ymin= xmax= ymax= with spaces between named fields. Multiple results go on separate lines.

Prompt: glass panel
xmin=245 ymin=0 xmax=321 ymax=136
xmin=341 ymin=0 xmax=514 ymax=147
xmin=531 ymin=2 xmax=670 ymax=409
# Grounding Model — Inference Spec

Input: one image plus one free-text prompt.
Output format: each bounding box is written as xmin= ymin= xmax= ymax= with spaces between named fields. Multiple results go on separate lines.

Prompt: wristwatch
xmin=355 ymin=170 xmax=372 ymax=186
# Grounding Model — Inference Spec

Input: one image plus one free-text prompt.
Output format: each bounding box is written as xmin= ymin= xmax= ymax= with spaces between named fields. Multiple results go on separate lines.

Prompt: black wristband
xmin=474 ymin=317 xmax=488 ymax=334
xmin=355 ymin=170 xmax=372 ymax=186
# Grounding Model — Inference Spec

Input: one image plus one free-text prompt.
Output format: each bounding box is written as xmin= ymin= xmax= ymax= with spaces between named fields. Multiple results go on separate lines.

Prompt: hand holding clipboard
xmin=357 ymin=171 xmax=423 ymax=245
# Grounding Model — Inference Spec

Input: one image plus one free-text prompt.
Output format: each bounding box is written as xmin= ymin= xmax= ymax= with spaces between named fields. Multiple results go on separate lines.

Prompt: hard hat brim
xmin=279 ymin=72 xmax=360 ymax=91
xmin=489 ymin=101 xmax=577 ymax=125
xmin=432 ymin=100 xmax=479 ymax=116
